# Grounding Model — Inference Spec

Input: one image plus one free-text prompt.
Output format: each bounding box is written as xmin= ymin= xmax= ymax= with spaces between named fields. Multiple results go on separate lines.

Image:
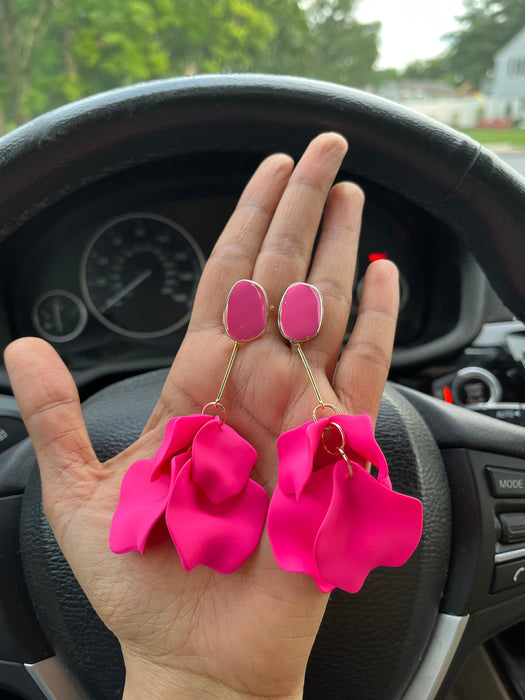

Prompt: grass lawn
xmin=461 ymin=129 xmax=525 ymax=147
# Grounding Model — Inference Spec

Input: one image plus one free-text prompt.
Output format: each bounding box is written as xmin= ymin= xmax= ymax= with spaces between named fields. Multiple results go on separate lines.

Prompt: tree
xmin=401 ymin=56 xmax=455 ymax=86
xmin=0 ymin=0 xmax=54 ymax=125
xmin=397 ymin=1 xmax=525 ymax=90
xmin=237 ymin=0 xmax=311 ymax=76
xmin=0 ymin=0 xmax=380 ymax=131
xmin=442 ymin=0 xmax=525 ymax=88
xmin=299 ymin=0 xmax=380 ymax=87
xmin=0 ymin=0 xmax=278 ymax=129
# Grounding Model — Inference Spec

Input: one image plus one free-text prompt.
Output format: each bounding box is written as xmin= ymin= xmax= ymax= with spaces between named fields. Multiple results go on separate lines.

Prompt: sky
xmin=354 ymin=0 xmax=467 ymax=70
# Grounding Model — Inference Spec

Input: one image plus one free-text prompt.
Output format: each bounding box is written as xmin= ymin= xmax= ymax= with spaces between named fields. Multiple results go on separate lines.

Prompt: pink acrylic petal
xmin=110 ymin=459 xmax=171 ymax=554
xmin=277 ymin=419 xmax=328 ymax=499
xmin=171 ymin=450 xmax=191 ymax=479
xmin=150 ymin=414 xmax=211 ymax=480
xmin=267 ymin=466 xmax=335 ymax=593
xmin=314 ymin=461 xmax=423 ymax=593
xmin=333 ymin=414 xmax=391 ymax=486
xmin=191 ymin=419 xmax=257 ymax=503
xmin=166 ymin=461 xmax=269 ymax=573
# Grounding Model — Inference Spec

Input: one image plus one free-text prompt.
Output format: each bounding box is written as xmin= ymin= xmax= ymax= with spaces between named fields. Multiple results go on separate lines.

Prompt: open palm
xmin=5 ymin=134 xmax=399 ymax=700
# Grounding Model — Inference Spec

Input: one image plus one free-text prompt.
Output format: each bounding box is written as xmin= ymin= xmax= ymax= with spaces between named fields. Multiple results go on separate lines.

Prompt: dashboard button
xmin=499 ymin=513 xmax=525 ymax=544
xmin=492 ymin=558 xmax=525 ymax=593
xmin=487 ymin=466 xmax=525 ymax=497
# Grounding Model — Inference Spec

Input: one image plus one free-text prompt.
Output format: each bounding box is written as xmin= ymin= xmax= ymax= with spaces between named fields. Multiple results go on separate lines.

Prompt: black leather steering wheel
xmin=1 ymin=74 xmax=525 ymax=700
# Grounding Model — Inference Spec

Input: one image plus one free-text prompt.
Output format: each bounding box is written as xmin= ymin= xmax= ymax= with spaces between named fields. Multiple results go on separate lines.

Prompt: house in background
xmin=376 ymin=26 xmax=525 ymax=129
xmin=376 ymin=79 xmax=486 ymax=129
xmin=378 ymin=80 xmax=456 ymax=102
xmin=490 ymin=25 xmax=525 ymax=122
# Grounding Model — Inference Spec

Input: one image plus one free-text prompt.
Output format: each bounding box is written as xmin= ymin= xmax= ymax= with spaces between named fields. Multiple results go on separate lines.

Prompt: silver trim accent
xmin=452 ymin=366 xmax=502 ymax=406
xmin=473 ymin=320 xmax=525 ymax=348
xmin=403 ymin=613 xmax=469 ymax=700
xmin=495 ymin=547 xmax=525 ymax=563
xmin=470 ymin=402 xmax=521 ymax=411
xmin=25 ymin=656 xmax=88 ymax=700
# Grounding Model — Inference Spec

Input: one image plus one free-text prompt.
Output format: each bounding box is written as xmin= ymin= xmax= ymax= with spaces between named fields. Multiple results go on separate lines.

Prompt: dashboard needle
xmin=101 ymin=269 xmax=153 ymax=312
xmin=52 ymin=297 xmax=64 ymax=333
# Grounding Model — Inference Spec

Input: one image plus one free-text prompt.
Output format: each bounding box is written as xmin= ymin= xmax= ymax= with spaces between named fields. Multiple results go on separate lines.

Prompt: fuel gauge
xmin=32 ymin=290 xmax=88 ymax=343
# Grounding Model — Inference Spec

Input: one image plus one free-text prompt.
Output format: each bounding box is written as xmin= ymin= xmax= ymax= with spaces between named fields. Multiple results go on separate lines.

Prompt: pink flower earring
xmin=109 ymin=279 xmax=269 ymax=574
xmin=268 ymin=282 xmax=423 ymax=593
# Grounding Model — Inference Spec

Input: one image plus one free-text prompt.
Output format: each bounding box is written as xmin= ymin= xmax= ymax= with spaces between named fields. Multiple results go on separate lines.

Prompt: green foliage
xmin=369 ymin=67 xmax=399 ymax=90
xmin=445 ymin=0 xmax=525 ymax=88
xmin=400 ymin=0 xmax=525 ymax=89
xmin=0 ymin=0 xmax=380 ymax=131
xmin=301 ymin=0 xmax=379 ymax=86
xmin=401 ymin=57 xmax=453 ymax=84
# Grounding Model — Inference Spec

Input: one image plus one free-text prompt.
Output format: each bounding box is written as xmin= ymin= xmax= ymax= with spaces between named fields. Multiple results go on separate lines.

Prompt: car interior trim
xmin=402 ymin=613 xmax=469 ymax=700
xmin=25 ymin=656 xmax=88 ymax=700
xmin=0 ymin=395 xmax=21 ymax=419
xmin=391 ymin=253 xmax=487 ymax=369
xmin=494 ymin=547 xmax=525 ymax=564
xmin=473 ymin=321 xmax=525 ymax=348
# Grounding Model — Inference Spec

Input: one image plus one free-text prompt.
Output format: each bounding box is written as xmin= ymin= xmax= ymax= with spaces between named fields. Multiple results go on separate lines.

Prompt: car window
xmin=1 ymin=0 xmax=524 ymax=168
xmin=0 ymin=0 xmax=525 ymax=126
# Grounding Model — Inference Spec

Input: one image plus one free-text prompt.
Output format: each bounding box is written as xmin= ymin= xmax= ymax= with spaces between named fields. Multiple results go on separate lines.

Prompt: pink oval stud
xmin=278 ymin=283 xmax=323 ymax=342
xmin=223 ymin=280 xmax=268 ymax=341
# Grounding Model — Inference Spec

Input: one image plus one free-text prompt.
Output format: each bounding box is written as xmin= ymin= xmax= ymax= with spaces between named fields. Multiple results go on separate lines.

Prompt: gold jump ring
xmin=312 ymin=403 xmax=339 ymax=422
xmin=201 ymin=401 xmax=227 ymax=425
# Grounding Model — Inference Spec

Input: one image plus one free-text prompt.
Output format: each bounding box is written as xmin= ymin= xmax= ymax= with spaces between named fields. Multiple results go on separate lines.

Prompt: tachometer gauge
xmin=32 ymin=290 xmax=88 ymax=343
xmin=81 ymin=213 xmax=204 ymax=339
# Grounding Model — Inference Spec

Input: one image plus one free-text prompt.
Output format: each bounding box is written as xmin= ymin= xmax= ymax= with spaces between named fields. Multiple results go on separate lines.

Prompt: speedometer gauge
xmin=81 ymin=213 xmax=204 ymax=338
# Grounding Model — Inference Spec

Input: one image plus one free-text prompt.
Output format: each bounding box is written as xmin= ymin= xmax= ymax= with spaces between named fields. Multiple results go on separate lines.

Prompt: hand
xmin=5 ymin=133 xmax=399 ymax=700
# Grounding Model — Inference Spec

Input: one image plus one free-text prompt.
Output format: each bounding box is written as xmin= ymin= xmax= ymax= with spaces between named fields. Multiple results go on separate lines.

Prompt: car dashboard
xmin=2 ymin=145 xmax=525 ymax=700
xmin=0 ymin=151 xmax=521 ymax=411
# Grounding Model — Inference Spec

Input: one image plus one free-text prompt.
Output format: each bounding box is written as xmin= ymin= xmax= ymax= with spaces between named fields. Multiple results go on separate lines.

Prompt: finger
xmin=307 ymin=182 xmax=364 ymax=379
xmin=4 ymin=338 xmax=99 ymax=508
xmin=189 ymin=153 xmax=294 ymax=331
xmin=334 ymin=260 xmax=399 ymax=423
xmin=252 ymin=133 xmax=348 ymax=324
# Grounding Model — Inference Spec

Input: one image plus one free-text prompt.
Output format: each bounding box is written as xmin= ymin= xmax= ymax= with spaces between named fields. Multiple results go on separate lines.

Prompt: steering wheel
xmin=1 ymin=75 xmax=525 ymax=700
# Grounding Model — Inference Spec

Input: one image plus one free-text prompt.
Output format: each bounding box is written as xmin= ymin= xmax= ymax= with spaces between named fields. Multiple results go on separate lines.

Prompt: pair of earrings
xmin=110 ymin=280 xmax=423 ymax=594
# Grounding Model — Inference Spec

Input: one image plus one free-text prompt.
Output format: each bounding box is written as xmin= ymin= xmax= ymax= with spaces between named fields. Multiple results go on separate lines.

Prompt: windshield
xmin=1 ymin=0 xmax=525 ymax=159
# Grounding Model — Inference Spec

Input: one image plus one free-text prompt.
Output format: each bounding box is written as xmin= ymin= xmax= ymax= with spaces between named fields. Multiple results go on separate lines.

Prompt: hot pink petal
xmin=277 ymin=420 xmax=327 ymax=499
xmin=314 ymin=461 xmax=423 ymax=593
xmin=333 ymin=414 xmax=391 ymax=486
xmin=110 ymin=459 xmax=171 ymax=554
xmin=150 ymin=414 xmax=211 ymax=480
xmin=267 ymin=466 xmax=335 ymax=593
xmin=191 ymin=419 xmax=257 ymax=503
xmin=171 ymin=450 xmax=192 ymax=479
xmin=166 ymin=461 xmax=269 ymax=573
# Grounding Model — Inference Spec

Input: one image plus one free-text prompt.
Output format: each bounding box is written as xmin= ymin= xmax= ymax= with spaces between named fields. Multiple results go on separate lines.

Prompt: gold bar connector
xmin=296 ymin=343 xmax=323 ymax=405
xmin=215 ymin=341 xmax=239 ymax=403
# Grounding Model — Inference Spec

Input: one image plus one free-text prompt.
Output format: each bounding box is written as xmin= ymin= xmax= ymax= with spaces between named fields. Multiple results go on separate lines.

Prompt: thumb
xmin=4 ymin=337 xmax=99 ymax=524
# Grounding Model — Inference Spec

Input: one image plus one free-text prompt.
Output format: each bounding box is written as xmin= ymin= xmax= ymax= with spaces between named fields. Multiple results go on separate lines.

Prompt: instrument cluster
xmin=1 ymin=167 xmax=456 ymax=387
